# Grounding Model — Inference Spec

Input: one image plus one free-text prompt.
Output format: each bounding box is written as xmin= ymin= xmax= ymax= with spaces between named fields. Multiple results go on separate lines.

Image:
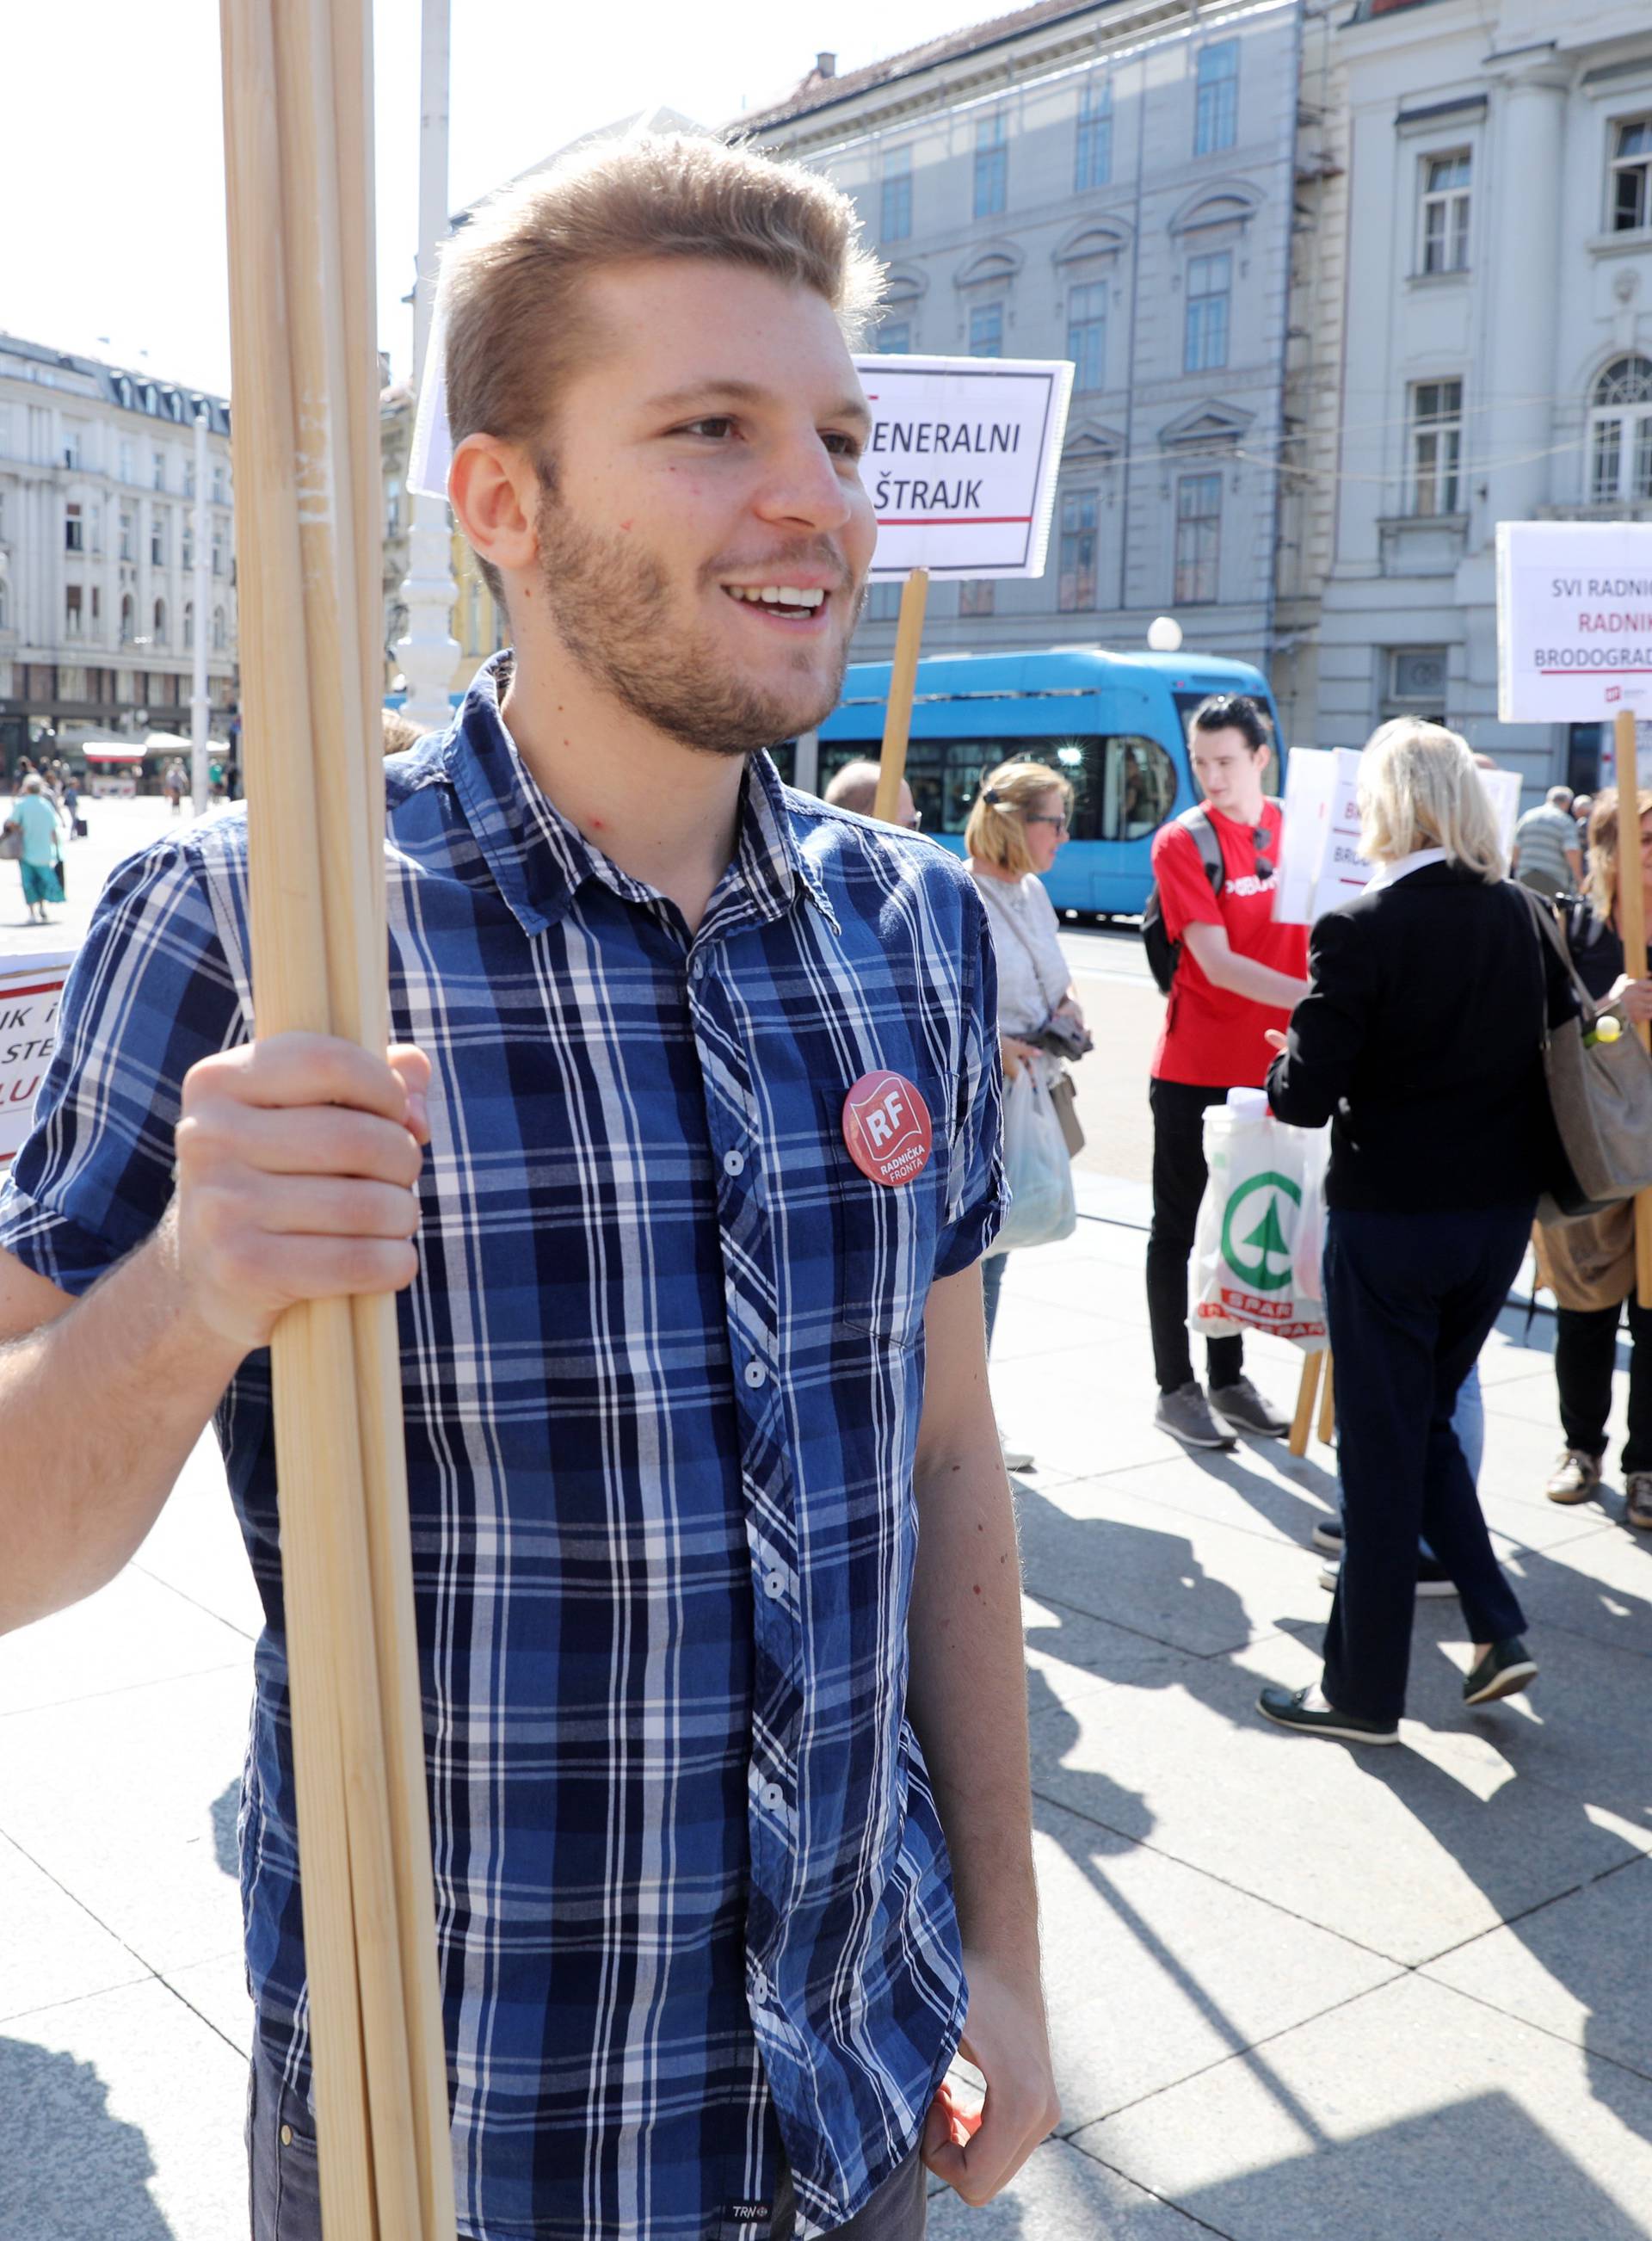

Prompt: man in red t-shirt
xmin=1147 ymin=695 xmax=1311 ymax=1448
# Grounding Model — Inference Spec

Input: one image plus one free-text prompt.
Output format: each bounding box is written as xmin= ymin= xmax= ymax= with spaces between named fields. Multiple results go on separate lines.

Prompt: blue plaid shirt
xmin=0 ymin=656 xmax=1004 ymax=2240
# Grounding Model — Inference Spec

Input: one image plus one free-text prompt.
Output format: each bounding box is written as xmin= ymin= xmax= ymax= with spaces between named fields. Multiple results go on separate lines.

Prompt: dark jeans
xmin=247 ymin=2029 xmax=927 ymax=2239
xmin=1556 ymin=1296 xmax=1652 ymax=1474
xmin=1321 ymin=1204 xmax=1531 ymax=1724
xmin=1146 ymin=1077 xmax=1243 ymax=1393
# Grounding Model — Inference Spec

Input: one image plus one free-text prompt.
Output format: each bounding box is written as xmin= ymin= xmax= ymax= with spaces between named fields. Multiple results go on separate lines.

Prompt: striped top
xmin=0 ymin=654 xmax=1003 ymax=2241
xmin=1513 ymin=803 xmax=1579 ymax=890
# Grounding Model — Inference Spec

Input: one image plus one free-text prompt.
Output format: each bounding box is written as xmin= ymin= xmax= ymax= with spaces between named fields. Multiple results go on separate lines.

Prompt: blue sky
xmin=6 ymin=0 xmax=974 ymax=397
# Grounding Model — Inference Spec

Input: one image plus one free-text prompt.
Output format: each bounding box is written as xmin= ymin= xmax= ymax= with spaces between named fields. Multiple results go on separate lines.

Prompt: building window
xmin=63 ymin=426 xmax=83 ymax=470
xmin=119 ymin=509 xmax=133 ymax=561
xmin=65 ymin=503 xmax=84 ymax=553
xmin=213 ymin=527 xmax=226 ymax=577
xmin=183 ymin=602 xmax=194 ymax=650
xmin=1384 ymin=647 xmax=1448 ymax=723
xmin=969 ymin=301 xmax=1004 ymax=358
xmin=213 ymin=463 xmax=227 ymax=504
xmin=1589 ymin=355 xmax=1652 ymax=503
xmin=1058 ymin=490 xmax=1098 ymax=610
xmin=152 ymin=449 xmax=166 ymax=491
xmin=213 ymin=605 xmax=227 ymax=651
xmin=1612 ymin=117 xmax=1652 ymax=232
xmin=1194 ymin=41 xmax=1238 ymax=157
xmin=119 ymin=439 xmax=134 ymax=484
xmin=1174 ymin=472 xmax=1222 ymax=603
xmin=91 ymin=585 xmax=101 ymax=628
xmin=120 ymin=593 xmax=135 ymax=644
xmin=0 ymin=579 xmax=8 ymax=633
xmin=151 ymin=511 xmax=168 ymax=565
xmin=153 ymin=597 xmax=168 ymax=645
xmin=182 ymin=522 xmax=194 ymax=571
xmin=65 ymin=584 xmax=83 ymax=637
xmin=1420 ymin=151 xmax=1472 ymax=274
xmin=1067 ymin=281 xmax=1107 ymax=393
xmin=867 ymin=582 xmax=902 ymax=622
xmin=1409 ymin=379 xmax=1463 ymax=515
xmin=877 ymin=319 xmax=911 ymax=355
xmin=959 ymin=579 xmax=996 ymax=618
xmin=1075 ymin=81 xmax=1112 ymax=192
xmin=974 ymin=112 xmax=1008 ymax=219
xmin=1184 ymin=252 xmax=1231 ymax=373
xmin=184 ymin=457 xmax=196 ymax=498
xmin=881 ymin=145 xmax=913 ymax=242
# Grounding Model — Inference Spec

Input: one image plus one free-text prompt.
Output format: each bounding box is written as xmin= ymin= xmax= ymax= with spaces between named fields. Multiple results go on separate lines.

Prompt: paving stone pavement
xmin=4 ymin=1176 xmax=1652 ymax=2236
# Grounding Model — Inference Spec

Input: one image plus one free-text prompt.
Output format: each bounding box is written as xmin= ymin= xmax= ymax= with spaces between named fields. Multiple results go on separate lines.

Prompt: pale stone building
xmin=742 ymin=1 xmax=1310 ymax=680
xmin=1304 ymin=0 xmax=1652 ymax=791
xmin=0 ymin=333 xmax=237 ymax=771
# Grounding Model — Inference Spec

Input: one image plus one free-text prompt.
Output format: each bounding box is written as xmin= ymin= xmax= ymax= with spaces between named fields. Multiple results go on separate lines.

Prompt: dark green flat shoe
xmin=1257 ymin=1684 xmax=1398 ymax=1745
xmin=1464 ymin=1637 xmax=1537 ymax=1707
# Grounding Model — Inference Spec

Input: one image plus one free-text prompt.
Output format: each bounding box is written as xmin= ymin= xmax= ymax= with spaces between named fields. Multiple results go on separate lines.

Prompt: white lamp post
xmin=189 ymin=411 xmax=212 ymax=813
xmin=396 ymin=0 xmax=459 ymax=734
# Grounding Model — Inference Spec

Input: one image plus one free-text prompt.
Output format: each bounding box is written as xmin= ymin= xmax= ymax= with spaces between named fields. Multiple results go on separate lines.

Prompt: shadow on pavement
xmin=0 ymin=2034 xmax=175 ymax=2238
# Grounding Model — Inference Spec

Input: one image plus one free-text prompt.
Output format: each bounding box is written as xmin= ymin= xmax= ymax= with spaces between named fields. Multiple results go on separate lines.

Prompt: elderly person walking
xmin=1259 ymin=720 xmax=1576 ymax=1744
xmin=3 ymin=773 xmax=66 ymax=924
xmin=1512 ymin=783 xmax=1583 ymax=898
xmin=967 ymin=759 xmax=1084 ymax=1467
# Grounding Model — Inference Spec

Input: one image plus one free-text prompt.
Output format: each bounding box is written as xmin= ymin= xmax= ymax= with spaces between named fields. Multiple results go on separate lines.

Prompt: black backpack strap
xmin=1178 ymin=805 xmax=1225 ymax=898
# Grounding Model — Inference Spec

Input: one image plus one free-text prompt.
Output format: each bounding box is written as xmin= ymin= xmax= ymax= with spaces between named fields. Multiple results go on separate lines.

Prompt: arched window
xmin=182 ymin=602 xmax=194 ymax=650
xmin=213 ymin=605 xmax=226 ymax=651
xmin=153 ymin=597 xmax=168 ymax=645
xmin=1590 ymin=356 xmax=1652 ymax=503
xmin=120 ymin=593 xmax=135 ymax=644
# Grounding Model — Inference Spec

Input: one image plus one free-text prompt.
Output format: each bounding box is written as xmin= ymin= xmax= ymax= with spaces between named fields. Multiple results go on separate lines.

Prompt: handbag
xmin=0 ymin=819 xmax=21 ymax=862
xmin=1048 ymin=1069 xmax=1085 ymax=1157
xmin=1033 ymin=1011 xmax=1094 ymax=1064
xmin=988 ymin=1067 xmax=1077 ymax=1255
xmin=1526 ymin=891 xmax=1652 ymax=1220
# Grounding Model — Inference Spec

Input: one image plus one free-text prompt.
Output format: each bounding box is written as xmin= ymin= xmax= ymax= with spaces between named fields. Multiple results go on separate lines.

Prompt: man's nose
xmin=754 ymin=431 xmax=857 ymax=534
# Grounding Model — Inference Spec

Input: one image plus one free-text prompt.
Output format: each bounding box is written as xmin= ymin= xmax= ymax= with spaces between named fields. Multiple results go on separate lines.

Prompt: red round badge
xmin=841 ymin=1071 xmax=933 ymax=1188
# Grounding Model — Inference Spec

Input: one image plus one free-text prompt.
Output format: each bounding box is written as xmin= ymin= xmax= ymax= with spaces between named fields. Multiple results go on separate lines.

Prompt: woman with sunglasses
xmin=966 ymin=760 xmax=1085 ymax=1470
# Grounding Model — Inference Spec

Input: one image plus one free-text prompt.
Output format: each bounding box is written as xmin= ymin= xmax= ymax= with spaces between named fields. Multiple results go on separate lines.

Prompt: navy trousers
xmin=1321 ymin=1203 xmax=1531 ymax=1724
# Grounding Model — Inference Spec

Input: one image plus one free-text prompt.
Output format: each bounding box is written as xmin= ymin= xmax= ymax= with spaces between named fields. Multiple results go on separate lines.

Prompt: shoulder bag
xmin=1526 ymin=889 xmax=1652 ymax=1221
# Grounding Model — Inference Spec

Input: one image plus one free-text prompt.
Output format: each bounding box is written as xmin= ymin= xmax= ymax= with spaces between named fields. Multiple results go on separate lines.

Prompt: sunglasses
xmin=1251 ymin=824 xmax=1275 ymax=880
xmin=1025 ymin=812 xmax=1070 ymax=835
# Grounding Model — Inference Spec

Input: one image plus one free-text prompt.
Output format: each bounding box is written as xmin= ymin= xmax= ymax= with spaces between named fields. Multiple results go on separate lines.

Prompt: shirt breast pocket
xmin=815 ymin=1078 xmax=952 ymax=1349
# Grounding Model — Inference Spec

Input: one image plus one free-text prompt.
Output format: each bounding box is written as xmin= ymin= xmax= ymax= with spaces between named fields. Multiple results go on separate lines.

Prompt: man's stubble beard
xmin=533 ymin=485 xmax=861 ymax=759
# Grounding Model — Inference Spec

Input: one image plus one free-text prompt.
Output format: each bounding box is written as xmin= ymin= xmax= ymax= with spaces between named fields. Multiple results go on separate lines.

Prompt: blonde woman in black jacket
xmin=1259 ymin=721 xmax=1576 ymax=1744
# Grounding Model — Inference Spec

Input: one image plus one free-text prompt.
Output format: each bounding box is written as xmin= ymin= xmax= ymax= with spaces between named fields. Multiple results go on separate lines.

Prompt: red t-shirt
xmin=1150 ymin=800 xmax=1308 ymax=1088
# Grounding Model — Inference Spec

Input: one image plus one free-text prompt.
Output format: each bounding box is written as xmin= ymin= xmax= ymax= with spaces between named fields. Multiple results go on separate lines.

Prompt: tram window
xmin=768 ymin=740 xmax=798 ymax=785
xmin=1105 ymin=736 xmax=1179 ymax=837
xmin=813 ymin=734 xmax=1176 ymax=840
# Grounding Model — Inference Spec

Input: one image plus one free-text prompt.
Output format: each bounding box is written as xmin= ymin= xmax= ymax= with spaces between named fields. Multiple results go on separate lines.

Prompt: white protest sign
xmin=1497 ymin=521 xmax=1652 ymax=722
xmin=1274 ymin=750 xmax=1370 ymax=925
xmin=852 ymin=354 xmax=1072 ymax=580
xmin=0 ymin=950 xmax=75 ymax=1167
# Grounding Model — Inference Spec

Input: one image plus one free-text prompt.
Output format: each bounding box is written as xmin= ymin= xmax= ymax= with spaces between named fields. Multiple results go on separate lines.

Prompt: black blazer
xmin=1266 ymin=864 xmax=1577 ymax=1212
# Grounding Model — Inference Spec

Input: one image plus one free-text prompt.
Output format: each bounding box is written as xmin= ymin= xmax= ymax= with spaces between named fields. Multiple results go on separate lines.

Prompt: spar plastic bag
xmin=1191 ymin=1090 xmax=1328 ymax=1350
xmin=986 ymin=1066 xmax=1077 ymax=1256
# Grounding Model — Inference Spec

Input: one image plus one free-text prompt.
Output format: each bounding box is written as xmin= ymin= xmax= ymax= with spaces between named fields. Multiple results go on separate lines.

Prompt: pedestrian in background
xmin=823 ymin=756 xmax=922 ymax=830
xmin=1512 ymin=784 xmax=1582 ymax=898
xmin=3 ymin=773 xmax=66 ymax=924
xmin=1537 ymin=787 xmax=1652 ymax=1530
xmin=1261 ymin=719 xmax=1577 ymax=1744
xmin=1146 ymin=695 xmax=1309 ymax=1450
xmin=967 ymin=758 xmax=1084 ymax=1469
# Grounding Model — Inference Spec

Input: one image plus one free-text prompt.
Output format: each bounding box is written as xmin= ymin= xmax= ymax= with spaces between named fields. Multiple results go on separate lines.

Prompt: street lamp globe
xmin=1147 ymin=615 xmax=1183 ymax=652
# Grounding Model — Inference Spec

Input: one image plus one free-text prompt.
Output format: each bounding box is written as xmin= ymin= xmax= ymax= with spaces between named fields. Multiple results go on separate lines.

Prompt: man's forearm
xmin=907 ymin=1447 xmax=1040 ymax=1979
xmin=1209 ymin=954 xmax=1310 ymax=1010
xmin=0 ymin=1213 xmax=247 ymax=1635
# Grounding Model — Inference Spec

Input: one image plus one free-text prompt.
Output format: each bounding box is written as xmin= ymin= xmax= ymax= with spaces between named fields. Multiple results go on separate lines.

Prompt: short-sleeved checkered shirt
xmin=0 ymin=655 xmax=1004 ymax=2241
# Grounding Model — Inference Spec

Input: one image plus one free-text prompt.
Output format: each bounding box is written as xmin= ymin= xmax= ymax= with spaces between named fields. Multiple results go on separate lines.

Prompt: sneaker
xmin=1319 ymin=1556 xmax=1458 ymax=1599
xmin=1545 ymin=1448 xmax=1603 ymax=1505
xmin=1257 ymin=1683 xmax=1398 ymax=1745
xmin=1626 ymin=1473 xmax=1652 ymax=1532
xmin=1154 ymin=1381 xmax=1237 ymax=1451
xmin=1208 ymin=1377 xmax=1291 ymax=1439
xmin=1311 ymin=1516 xmax=1345 ymax=1556
xmin=997 ymin=1426 xmax=1035 ymax=1472
xmin=1464 ymin=1636 xmax=1538 ymax=1707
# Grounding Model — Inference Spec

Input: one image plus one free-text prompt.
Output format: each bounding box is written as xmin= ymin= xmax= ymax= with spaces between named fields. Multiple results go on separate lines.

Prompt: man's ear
xmin=449 ymin=435 xmax=539 ymax=584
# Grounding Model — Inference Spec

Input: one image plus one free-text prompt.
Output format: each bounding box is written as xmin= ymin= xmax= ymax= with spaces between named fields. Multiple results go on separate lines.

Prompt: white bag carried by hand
xmin=1191 ymin=1092 xmax=1328 ymax=1350
xmin=987 ymin=1065 xmax=1077 ymax=1256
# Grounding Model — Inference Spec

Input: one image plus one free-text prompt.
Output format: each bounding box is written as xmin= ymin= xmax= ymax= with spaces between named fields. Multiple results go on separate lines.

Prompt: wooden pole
xmin=872 ymin=568 xmax=929 ymax=825
xmin=1316 ymin=1354 xmax=1336 ymax=1448
xmin=220 ymin=2 xmax=456 ymax=2235
xmin=1288 ymin=1351 xmax=1323 ymax=1459
xmin=1612 ymin=709 xmax=1652 ymax=1309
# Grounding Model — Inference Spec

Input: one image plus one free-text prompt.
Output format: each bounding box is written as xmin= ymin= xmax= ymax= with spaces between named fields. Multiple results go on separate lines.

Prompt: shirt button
xmin=763 ymin=1782 xmax=785 ymax=1813
xmin=764 ymin=1569 xmax=786 ymax=1600
xmin=723 ymin=1149 xmax=746 ymax=1176
xmin=743 ymin=1361 xmax=767 ymax=1389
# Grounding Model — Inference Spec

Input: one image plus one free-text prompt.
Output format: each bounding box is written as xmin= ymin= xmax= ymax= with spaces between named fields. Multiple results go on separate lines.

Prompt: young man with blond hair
xmin=0 ymin=135 xmax=1055 ymax=2239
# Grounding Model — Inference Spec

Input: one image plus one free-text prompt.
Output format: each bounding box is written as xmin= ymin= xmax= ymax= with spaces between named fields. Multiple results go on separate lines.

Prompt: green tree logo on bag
xmin=1220 ymin=1171 xmax=1299 ymax=1293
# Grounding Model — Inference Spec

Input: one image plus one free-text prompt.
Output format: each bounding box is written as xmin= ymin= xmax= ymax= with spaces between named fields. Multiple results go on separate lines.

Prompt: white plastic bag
xmin=1191 ymin=1095 xmax=1328 ymax=1350
xmin=987 ymin=1066 xmax=1077 ymax=1256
